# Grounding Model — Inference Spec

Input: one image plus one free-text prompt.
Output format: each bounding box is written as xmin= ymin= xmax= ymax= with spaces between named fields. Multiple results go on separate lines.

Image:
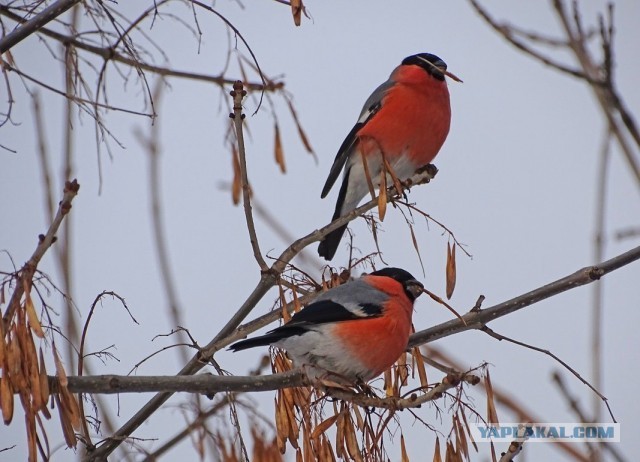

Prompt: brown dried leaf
xmin=454 ymin=415 xmax=470 ymax=461
xmin=24 ymin=291 xmax=44 ymax=338
xmin=311 ymin=414 xmax=339 ymax=440
xmin=446 ymin=242 xmax=457 ymax=299
xmin=433 ymin=436 xmax=442 ymax=462
xmin=412 ymin=347 xmax=429 ymax=388
xmin=335 ymin=411 xmax=345 ymax=458
xmin=292 ymin=287 xmax=301 ymax=313
xmin=279 ymin=284 xmax=290 ymax=323
xmin=274 ymin=396 xmax=287 ymax=453
xmin=445 ymin=440 xmax=457 ymax=462
xmin=352 ymin=404 xmax=364 ymax=431
xmin=290 ymin=0 xmax=302 ymax=26
xmin=408 ymin=224 xmax=425 ymax=269
xmin=274 ymin=123 xmax=286 ymax=173
xmin=26 ymin=334 xmax=41 ymax=410
xmin=490 ymin=441 xmax=497 ymax=462
xmin=303 ymin=420 xmax=313 ymax=462
xmin=400 ymin=434 xmax=410 ymax=462
xmin=60 ymin=387 xmax=81 ymax=430
xmin=485 ymin=370 xmax=499 ymax=425
xmin=285 ymin=98 xmax=314 ymax=156
xmin=35 ymin=413 xmax=51 ymax=456
xmin=344 ymin=416 xmax=362 ymax=462
xmin=54 ymin=393 xmax=77 ymax=448
xmin=397 ymin=352 xmax=409 ymax=386
xmin=295 ymin=449 xmax=303 ymax=462
xmin=360 ymin=150 xmax=376 ymax=200
xmin=38 ymin=348 xmax=50 ymax=412
xmin=52 ymin=343 xmax=67 ymax=387
xmin=459 ymin=409 xmax=478 ymax=452
xmin=26 ymin=410 xmax=37 ymax=462
xmin=382 ymin=154 xmax=403 ymax=196
xmin=8 ymin=335 xmax=26 ymax=389
xmin=231 ymin=146 xmax=242 ymax=205
xmin=282 ymin=388 xmax=299 ymax=448
xmin=321 ymin=435 xmax=336 ymax=462
xmin=378 ymin=169 xmax=387 ymax=221
xmin=384 ymin=367 xmax=393 ymax=397
xmin=0 ymin=323 xmax=5 ymax=366
xmin=1 ymin=375 xmax=14 ymax=424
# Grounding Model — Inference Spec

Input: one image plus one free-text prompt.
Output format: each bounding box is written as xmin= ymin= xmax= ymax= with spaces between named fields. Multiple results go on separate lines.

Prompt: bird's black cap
xmin=369 ymin=267 xmax=424 ymax=301
xmin=402 ymin=53 xmax=447 ymax=81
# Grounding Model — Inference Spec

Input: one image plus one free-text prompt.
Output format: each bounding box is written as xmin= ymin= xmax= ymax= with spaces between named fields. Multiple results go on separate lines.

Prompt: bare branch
xmin=0 ymin=0 xmax=81 ymax=53
xmin=231 ymin=81 xmax=268 ymax=271
xmin=481 ymin=326 xmax=615 ymax=422
xmin=0 ymin=5 xmax=281 ymax=92
xmin=2 ymin=179 xmax=80 ymax=327
xmin=327 ymin=373 xmax=479 ymax=411
xmin=409 ymin=244 xmax=640 ymax=347
xmin=552 ymin=373 xmax=628 ymax=462
xmin=54 ymin=369 xmax=307 ymax=395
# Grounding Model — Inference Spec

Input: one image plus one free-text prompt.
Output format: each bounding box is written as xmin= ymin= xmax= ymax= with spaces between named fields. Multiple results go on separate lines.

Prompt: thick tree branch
xmin=49 ymin=370 xmax=480 ymax=413
xmin=55 ymin=369 xmax=307 ymax=395
xmin=408 ymin=244 xmax=640 ymax=347
xmin=44 ymin=245 xmax=640 ymax=401
xmin=0 ymin=0 xmax=81 ymax=53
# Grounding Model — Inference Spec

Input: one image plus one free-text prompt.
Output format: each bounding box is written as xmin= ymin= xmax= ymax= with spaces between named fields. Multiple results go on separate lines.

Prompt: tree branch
xmin=43 ymin=245 xmax=640 ymax=401
xmin=408 ymin=244 xmax=640 ymax=347
xmin=53 ymin=369 xmax=307 ymax=395
xmin=2 ymin=179 xmax=80 ymax=327
xmin=0 ymin=0 xmax=81 ymax=53
xmin=0 ymin=5 xmax=282 ymax=92
xmin=231 ymin=81 xmax=268 ymax=271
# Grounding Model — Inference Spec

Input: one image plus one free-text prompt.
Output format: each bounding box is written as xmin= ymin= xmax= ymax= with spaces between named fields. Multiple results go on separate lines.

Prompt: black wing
xmin=320 ymin=76 xmax=396 ymax=198
xmin=228 ymin=299 xmax=382 ymax=351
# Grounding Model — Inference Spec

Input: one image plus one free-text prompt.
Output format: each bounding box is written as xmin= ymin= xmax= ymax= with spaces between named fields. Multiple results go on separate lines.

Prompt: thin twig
xmin=2 ymin=180 xmax=80 ymax=327
xmin=134 ymin=83 xmax=189 ymax=362
xmin=141 ymin=397 xmax=236 ymax=461
xmin=328 ymin=373 xmax=479 ymax=411
xmin=426 ymin=346 xmax=590 ymax=462
xmin=552 ymin=372 xmax=628 ymax=462
xmin=32 ymin=92 xmax=55 ymax=222
xmin=231 ymin=81 xmax=268 ymax=271
xmin=481 ymin=326 xmax=616 ymax=422
xmin=0 ymin=5 xmax=281 ymax=92
xmin=591 ymin=130 xmax=612 ymax=425
xmin=552 ymin=0 xmax=640 ymax=186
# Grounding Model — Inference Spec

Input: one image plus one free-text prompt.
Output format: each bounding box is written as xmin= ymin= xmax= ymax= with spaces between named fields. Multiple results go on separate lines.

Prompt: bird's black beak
xmin=405 ymin=280 xmax=425 ymax=302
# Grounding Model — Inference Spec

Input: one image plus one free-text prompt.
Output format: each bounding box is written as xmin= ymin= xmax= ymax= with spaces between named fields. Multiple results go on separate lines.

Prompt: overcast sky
xmin=2 ymin=0 xmax=639 ymax=460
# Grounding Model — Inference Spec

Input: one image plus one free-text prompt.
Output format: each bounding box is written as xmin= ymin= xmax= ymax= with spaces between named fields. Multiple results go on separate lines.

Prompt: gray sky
xmin=2 ymin=0 xmax=639 ymax=460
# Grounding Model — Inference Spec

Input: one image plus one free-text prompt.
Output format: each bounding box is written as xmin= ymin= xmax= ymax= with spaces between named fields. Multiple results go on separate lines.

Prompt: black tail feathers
xmin=228 ymin=334 xmax=278 ymax=352
xmin=317 ymin=224 xmax=348 ymax=261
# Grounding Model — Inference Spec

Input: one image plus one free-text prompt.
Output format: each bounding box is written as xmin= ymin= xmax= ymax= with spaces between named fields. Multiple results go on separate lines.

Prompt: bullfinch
xmin=229 ymin=267 xmax=423 ymax=383
xmin=318 ymin=53 xmax=452 ymax=260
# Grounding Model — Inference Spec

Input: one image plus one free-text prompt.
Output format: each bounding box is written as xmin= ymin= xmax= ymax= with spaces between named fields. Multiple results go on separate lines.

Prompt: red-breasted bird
xmin=229 ymin=267 xmax=423 ymax=383
xmin=318 ymin=53 xmax=452 ymax=260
